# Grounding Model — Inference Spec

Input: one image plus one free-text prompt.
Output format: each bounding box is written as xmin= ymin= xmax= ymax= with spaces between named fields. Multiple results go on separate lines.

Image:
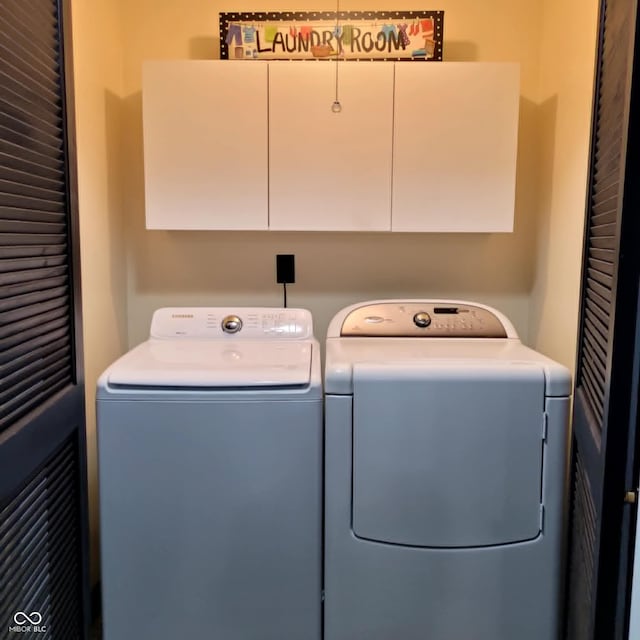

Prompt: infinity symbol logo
xmin=13 ymin=611 xmax=42 ymax=625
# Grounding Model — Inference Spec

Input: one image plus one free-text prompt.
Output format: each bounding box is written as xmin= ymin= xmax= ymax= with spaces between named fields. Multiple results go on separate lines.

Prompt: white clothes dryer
xmin=97 ymin=307 xmax=322 ymax=640
xmin=324 ymin=300 xmax=571 ymax=640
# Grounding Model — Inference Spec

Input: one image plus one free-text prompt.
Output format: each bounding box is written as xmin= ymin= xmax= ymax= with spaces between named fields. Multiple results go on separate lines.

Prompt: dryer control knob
xmin=413 ymin=312 xmax=432 ymax=328
xmin=221 ymin=315 xmax=243 ymax=334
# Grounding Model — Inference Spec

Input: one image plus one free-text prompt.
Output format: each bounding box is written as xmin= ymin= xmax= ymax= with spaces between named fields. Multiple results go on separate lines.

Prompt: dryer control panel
xmin=340 ymin=302 xmax=508 ymax=338
xmin=150 ymin=307 xmax=313 ymax=339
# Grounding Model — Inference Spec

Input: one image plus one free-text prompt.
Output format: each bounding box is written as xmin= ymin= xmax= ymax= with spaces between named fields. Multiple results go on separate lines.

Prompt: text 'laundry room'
xmin=2 ymin=1 xmax=639 ymax=640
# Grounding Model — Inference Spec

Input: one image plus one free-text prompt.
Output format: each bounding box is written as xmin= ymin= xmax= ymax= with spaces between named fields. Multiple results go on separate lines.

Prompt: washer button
xmin=221 ymin=315 xmax=243 ymax=334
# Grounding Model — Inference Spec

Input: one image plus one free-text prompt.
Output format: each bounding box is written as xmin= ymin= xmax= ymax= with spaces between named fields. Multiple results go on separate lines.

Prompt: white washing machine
xmin=97 ymin=307 xmax=322 ymax=640
xmin=324 ymin=300 xmax=571 ymax=640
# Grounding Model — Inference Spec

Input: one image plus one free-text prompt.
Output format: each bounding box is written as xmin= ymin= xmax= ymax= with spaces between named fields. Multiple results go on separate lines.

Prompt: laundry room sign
xmin=219 ymin=11 xmax=444 ymax=61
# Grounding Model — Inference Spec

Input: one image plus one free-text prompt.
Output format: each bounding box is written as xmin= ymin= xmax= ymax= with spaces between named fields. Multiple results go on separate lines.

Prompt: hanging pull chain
xmin=332 ymin=0 xmax=342 ymax=113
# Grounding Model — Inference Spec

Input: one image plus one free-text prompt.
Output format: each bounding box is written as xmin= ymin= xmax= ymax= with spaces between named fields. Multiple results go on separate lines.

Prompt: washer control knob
xmin=221 ymin=315 xmax=243 ymax=334
xmin=413 ymin=312 xmax=431 ymax=328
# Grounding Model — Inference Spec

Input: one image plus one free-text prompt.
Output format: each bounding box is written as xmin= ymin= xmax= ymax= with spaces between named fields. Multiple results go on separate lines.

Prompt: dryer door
xmin=352 ymin=361 xmax=545 ymax=547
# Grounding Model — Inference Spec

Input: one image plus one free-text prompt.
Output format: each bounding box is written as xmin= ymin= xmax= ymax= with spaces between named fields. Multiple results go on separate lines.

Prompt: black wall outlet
xmin=276 ymin=254 xmax=295 ymax=284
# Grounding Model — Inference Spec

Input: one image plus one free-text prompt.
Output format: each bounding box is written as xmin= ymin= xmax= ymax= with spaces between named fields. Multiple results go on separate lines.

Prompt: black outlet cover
xmin=276 ymin=254 xmax=295 ymax=284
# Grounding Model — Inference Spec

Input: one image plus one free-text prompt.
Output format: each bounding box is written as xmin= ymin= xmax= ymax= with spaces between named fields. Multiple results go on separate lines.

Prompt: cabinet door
xmin=269 ymin=62 xmax=393 ymax=231
xmin=392 ymin=62 xmax=520 ymax=232
xmin=142 ymin=61 xmax=268 ymax=230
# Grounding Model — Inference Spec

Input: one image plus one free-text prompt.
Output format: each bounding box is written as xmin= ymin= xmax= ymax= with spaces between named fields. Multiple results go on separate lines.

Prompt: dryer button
xmin=413 ymin=312 xmax=432 ymax=328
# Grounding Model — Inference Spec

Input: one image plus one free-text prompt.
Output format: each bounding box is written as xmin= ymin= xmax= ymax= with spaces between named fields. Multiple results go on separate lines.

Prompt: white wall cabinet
xmin=143 ymin=60 xmax=268 ymax=230
xmin=142 ymin=61 xmax=519 ymax=232
xmin=392 ymin=63 xmax=520 ymax=232
xmin=269 ymin=62 xmax=393 ymax=231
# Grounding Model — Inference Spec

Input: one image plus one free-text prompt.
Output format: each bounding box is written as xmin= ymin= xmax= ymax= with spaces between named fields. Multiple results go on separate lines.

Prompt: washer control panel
xmin=150 ymin=307 xmax=313 ymax=339
xmin=340 ymin=303 xmax=508 ymax=338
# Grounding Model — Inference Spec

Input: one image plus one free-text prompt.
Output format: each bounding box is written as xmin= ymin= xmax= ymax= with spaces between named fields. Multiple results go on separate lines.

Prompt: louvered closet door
xmin=0 ymin=0 xmax=90 ymax=638
xmin=566 ymin=1 xmax=640 ymax=638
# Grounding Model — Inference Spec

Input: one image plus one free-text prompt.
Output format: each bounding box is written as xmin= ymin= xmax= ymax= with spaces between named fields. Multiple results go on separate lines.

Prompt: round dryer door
xmin=351 ymin=361 xmax=545 ymax=548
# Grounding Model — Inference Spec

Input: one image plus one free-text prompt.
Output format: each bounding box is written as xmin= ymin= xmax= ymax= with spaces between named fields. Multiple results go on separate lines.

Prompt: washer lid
xmin=107 ymin=340 xmax=313 ymax=388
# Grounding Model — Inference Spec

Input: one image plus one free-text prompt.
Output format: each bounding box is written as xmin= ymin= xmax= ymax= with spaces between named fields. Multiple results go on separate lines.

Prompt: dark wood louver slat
xmin=589 ymin=221 xmax=616 ymax=237
xmin=1 ymin=81 xmax=62 ymax=133
xmin=593 ymin=134 xmax=622 ymax=173
xmin=0 ymin=254 xmax=67 ymax=274
xmin=0 ymin=299 xmax=68 ymax=338
xmin=587 ymin=269 xmax=613 ymax=293
xmin=589 ymin=235 xmax=617 ymax=250
xmin=0 ymin=335 xmax=69 ymax=380
xmin=0 ymin=41 xmax=60 ymax=92
xmin=1 ymin=328 xmax=69 ymax=371
xmin=0 ymin=274 xmax=69 ymax=312
xmin=584 ymin=315 xmax=608 ymax=359
xmin=591 ymin=168 xmax=619 ymax=198
xmin=587 ymin=257 xmax=614 ymax=276
xmin=1 ymin=366 xmax=70 ymax=428
xmin=585 ymin=296 xmax=609 ymax=328
xmin=1 ymin=110 xmax=63 ymax=152
xmin=586 ymin=277 xmax=612 ymax=304
xmin=591 ymin=198 xmax=617 ymax=218
xmin=0 ymin=208 xmax=66 ymax=224
xmin=0 ymin=97 xmax=64 ymax=142
xmin=0 ymin=314 xmax=69 ymax=352
xmin=0 ymin=125 xmax=63 ymax=166
xmin=592 ymin=179 xmax=618 ymax=204
xmin=0 ymin=245 xmax=66 ymax=261
xmin=588 ymin=247 xmax=615 ymax=264
xmin=0 ymin=220 xmax=66 ymax=236
xmin=582 ymin=356 xmax=606 ymax=402
xmin=0 ymin=283 xmax=67 ymax=311
xmin=1 ymin=234 xmax=67 ymax=248
xmin=1 ymin=138 xmax=64 ymax=174
xmin=0 ymin=21 xmax=59 ymax=83
xmin=0 ymin=357 xmax=71 ymax=409
xmin=1 ymin=193 xmax=65 ymax=214
xmin=0 ymin=69 xmax=60 ymax=112
xmin=584 ymin=305 xmax=608 ymax=345
xmin=0 ymin=322 xmax=69 ymax=365
xmin=0 ymin=343 xmax=70 ymax=398
xmin=0 ymin=149 xmax=64 ymax=182
xmin=1 ymin=0 xmax=58 ymax=50
xmin=2 ymin=167 xmax=65 ymax=196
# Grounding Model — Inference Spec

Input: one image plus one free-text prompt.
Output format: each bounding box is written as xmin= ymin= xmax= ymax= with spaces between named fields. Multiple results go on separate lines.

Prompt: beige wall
xmin=72 ymin=0 xmax=128 ymax=582
xmin=119 ymin=0 xmax=544 ymax=349
xmin=71 ymin=0 xmax=598 ymax=585
xmin=529 ymin=0 xmax=599 ymax=371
